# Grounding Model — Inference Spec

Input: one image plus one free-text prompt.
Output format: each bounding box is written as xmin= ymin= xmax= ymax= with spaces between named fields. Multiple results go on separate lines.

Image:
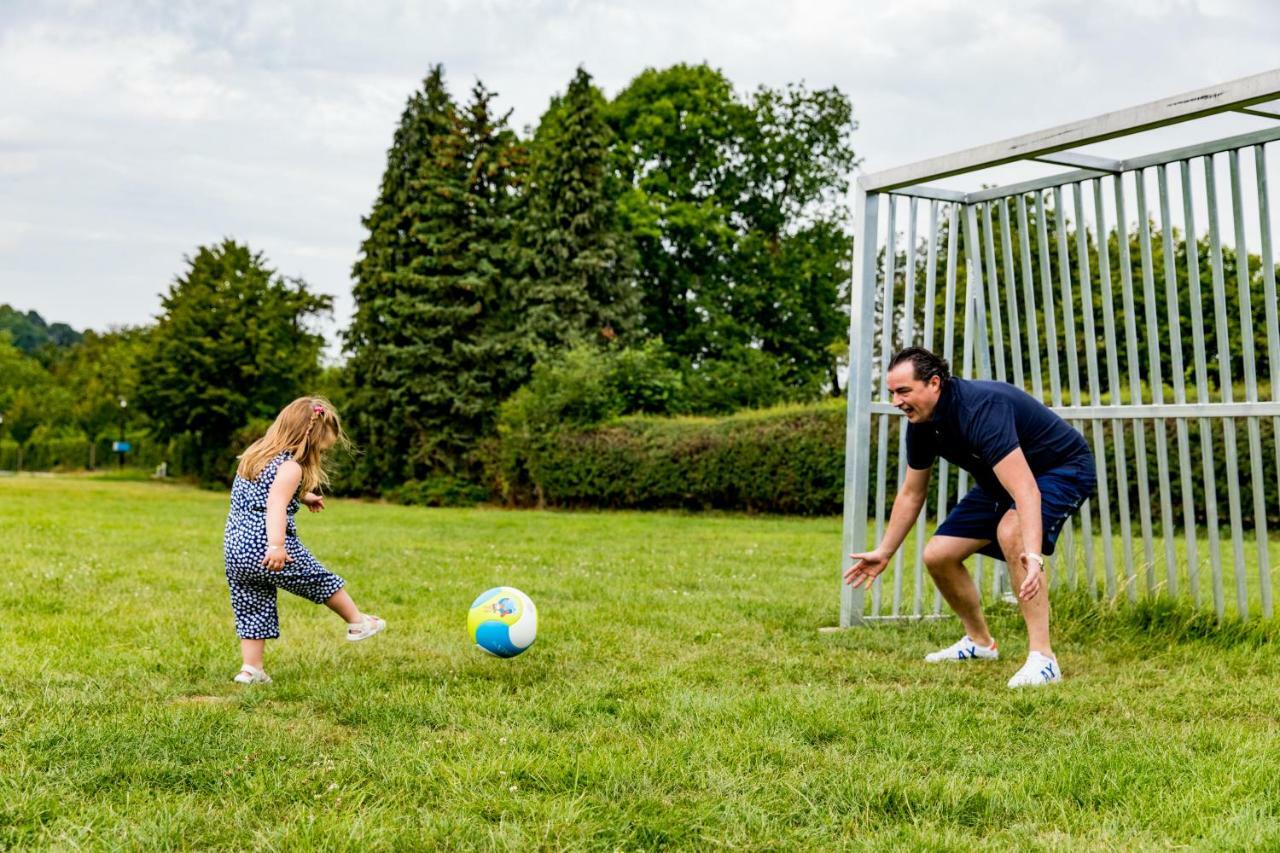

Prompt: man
xmin=844 ymin=347 xmax=1096 ymax=687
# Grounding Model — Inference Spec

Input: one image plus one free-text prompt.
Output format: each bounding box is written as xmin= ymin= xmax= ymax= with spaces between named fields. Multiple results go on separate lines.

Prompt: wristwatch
xmin=1023 ymin=552 xmax=1045 ymax=568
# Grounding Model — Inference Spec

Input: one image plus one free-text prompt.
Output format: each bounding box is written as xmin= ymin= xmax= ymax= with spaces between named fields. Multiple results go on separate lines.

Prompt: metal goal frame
xmin=840 ymin=69 xmax=1280 ymax=627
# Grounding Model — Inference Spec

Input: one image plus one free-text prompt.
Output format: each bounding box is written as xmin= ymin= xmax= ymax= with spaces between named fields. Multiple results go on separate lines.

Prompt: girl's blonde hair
xmin=236 ymin=396 xmax=350 ymax=494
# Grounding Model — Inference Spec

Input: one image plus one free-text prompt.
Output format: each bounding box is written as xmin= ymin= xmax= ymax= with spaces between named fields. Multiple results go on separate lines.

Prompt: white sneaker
xmin=924 ymin=635 xmax=999 ymax=663
xmin=346 ymin=614 xmax=386 ymax=642
xmin=233 ymin=664 xmax=272 ymax=685
xmin=1007 ymin=652 xmax=1061 ymax=688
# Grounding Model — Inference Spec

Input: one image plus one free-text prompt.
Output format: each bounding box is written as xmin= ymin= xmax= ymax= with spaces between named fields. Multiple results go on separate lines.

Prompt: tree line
xmin=1 ymin=63 xmax=857 ymax=489
xmin=6 ymin=63 xmax=1275 ymax=497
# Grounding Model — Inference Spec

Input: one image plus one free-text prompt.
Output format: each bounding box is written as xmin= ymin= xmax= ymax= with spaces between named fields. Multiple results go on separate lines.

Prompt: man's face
xmin=886 ymin=363 xmax=942 ymax=423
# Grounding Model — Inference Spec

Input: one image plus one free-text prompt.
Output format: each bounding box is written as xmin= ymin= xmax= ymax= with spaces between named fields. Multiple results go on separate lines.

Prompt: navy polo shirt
xmin=905 ymin=378 xmax=1091 ymax=498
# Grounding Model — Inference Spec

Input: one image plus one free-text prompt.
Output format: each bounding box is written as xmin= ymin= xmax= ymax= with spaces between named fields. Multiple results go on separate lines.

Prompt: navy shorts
xmin=935 ymin=456 xmax=1097 ymax=562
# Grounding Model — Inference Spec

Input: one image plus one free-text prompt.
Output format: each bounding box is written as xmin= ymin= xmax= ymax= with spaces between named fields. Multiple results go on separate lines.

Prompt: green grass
xmin=2 ymin=477 xmax=1280 ymax=850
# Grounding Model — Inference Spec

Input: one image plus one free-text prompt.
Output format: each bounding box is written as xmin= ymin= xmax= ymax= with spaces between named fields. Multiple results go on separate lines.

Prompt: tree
xmin=55 ymin=328 xmax=148 ymax=467
xmin=0 ymin=305 xmax=81 ymax=358
xmin=521 ymin=67 xmax=638 ymax=354
xmin=136 ymin=240 xmax=331 ymax=482
xmin=0 ymin=333 xmax=53 ymax=470
xmin=608 ymin=64 xmax=742 ymax=364
xmin=607 ymin=65 xmax=857 ymax=407
xmin=728 ymin=83 xmax=856 ymax=396
xmin=346 ymin=66 xmax=460 ymax=489
xmin=346 ymin=69 xmax=530 ymax=488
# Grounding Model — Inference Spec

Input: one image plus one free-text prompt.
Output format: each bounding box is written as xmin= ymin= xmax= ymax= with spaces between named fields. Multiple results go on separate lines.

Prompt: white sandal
xmin=346 ymin=614 xmax=386 ymax=642
xmin=233 ymin=664 xmax=272 ymax=685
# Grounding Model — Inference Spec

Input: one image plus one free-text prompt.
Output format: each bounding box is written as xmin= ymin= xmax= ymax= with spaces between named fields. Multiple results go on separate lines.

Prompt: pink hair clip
xmin=313 ymin=405 xmax=325 ymax=414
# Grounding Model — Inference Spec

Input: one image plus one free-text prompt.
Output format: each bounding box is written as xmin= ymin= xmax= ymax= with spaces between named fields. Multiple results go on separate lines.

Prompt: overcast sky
xmin=2 ymin=0 xmax=1278 ymax=354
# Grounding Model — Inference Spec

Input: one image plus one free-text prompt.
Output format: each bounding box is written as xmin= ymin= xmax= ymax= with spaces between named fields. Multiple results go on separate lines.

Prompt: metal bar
xmin=1182 ymin=158 xmax=1223 ymax=616
xmin=1116 ymin=174 xmax=1157 ymax=597
xmin=1087 ymin=179 xmax=1120 ymax=600
xmin=966 ymin=169 xmax=1110 ymax=205
xmin=888 ymin=184 xmax=968 ymax=203
xmin=1136 ymin=167 xmax=1178 ymax=598
xmin=871 ymin=195 xmax=899 ymax=616
xmin=962 ymin=126 xmax=1280 ymax=205
xmin=862 ymin=71 xmax=1280 ymax=192
xmin=962 ymin=204 xmax=985 ymax=597
xmin=1035 ymin=192 xmax=1064 ymax=406
xmin=840 ymin=188 xmax=879 ymax=627
xmin=1205 ymin=155 xmax=1249 ymax=619
xmin=935 ymin=202 xmax=961 ymax=614
xmin=1002 ymin=196 xmax=1029 ymax=596
xmin=891 ymin=198 xmax=920 ymax=615
xmin=914 ymin=200 xmax=941 ymax=616
xmin=901 ymin=198 xmax=920 ymax=355
xmin=1074 ymin=180 xmax=1104 ymax=598
xmin=1236 ymin=107 xmax=1280 ymax=120
xmin=978 ymin=205 xmax=1007 ymax=598
xmin=872 ymin=403 xmax=890 ymax=617
xmin=961 ymin=205 xmax=981 ymax=381
xmin=870 ymin=400 xmax=1280 ymax=418
xmin=1053 ymin=184 xmax=1082 ymax=588
xmin=1121 ymin=125 xmax=1280 ymax=172
xmin=970 ymin=208 xmax=993 ymax=382
xmin=1158 ymin=163 xmax=1195 ymax=603
xmin=1017 ymin=195 xmax=1045 ymax=400
xmin=1257 ymin=144 xmax=1280 ymax=618
xmin=1070 ymin=180 xmax=1100 ymax=591
xmin=1096 ymin=178 xmax=1137 ymax=601
xmin=1229 ymin=149 xmax=1271 ymax=618
xmin=843 ymin=614 xmax=954 ymax=624
xmin=999 ymin=198 xmax=1025 ymax=388
xmin=1033 ymin=151 xmax=1123 ymax=172
xmin=982 ymin=202 xmax=1007 ymax=383
xmin=924 ymin=201 xmax=940 ymax=352
xmin=1054 ymin=186 xmax=1083 ymax=408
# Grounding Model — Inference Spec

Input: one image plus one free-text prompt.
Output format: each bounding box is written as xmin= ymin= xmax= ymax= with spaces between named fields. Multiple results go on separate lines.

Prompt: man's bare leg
xmin=922 ymin=535 xmax=994 ymax=645
xmin=996 ymin=509 xmax=1053 ymax=657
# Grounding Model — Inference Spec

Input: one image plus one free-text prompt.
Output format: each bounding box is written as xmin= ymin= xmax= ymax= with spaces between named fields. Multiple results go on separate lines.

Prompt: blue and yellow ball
xmin=467 ymin=587 xmax=537 ymax=657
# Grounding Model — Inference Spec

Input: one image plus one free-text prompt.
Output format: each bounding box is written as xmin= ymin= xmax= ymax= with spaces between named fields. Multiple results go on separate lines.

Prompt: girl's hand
xmin=262 ymin=543 xmax=293 ymax=571
xmin=301 ymin=492 xmax=325 ymax=513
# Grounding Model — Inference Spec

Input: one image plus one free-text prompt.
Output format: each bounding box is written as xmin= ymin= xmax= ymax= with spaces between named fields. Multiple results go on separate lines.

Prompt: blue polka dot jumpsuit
xmin=224 ymin=451 xmax=345 ymax=639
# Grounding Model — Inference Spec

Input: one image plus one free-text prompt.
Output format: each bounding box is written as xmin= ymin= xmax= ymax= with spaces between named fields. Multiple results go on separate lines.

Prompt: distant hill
xmin=0 ymin=305 xmax=82 ymax=354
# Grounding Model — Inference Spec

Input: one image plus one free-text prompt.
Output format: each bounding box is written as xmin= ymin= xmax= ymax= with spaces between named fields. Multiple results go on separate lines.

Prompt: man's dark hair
xmin=889 ymin=347 xmax=950 ymax=384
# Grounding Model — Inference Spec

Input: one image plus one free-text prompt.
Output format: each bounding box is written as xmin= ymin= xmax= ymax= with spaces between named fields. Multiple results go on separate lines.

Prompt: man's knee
xmin=996 ymin=510 xmax=1021 ymax=557
xmin=923 ymin=539 xmax=957 ymax=573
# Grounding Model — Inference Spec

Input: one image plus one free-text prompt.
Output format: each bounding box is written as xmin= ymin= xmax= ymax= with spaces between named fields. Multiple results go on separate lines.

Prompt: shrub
xmin=490 ymin=399 xmax=848 ymax=514
xmin=384 ymin=476 xmax=489 ymax=507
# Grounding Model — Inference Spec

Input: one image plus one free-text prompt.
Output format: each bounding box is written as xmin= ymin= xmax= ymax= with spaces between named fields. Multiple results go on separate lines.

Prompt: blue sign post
xmin=116 ymin=397 xmax=129 ymax=468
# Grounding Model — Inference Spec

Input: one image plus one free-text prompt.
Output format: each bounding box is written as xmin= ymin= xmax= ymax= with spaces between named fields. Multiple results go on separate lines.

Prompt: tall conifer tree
xmin=346 ymin=69 xmax=528 ymax=486
xmin=522 ymin=67 xmax=637 ymax=353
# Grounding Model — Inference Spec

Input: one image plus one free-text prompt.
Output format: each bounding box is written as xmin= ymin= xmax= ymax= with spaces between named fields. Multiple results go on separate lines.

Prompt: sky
xmin=2 ymin=0 xmax=1278 ymax=356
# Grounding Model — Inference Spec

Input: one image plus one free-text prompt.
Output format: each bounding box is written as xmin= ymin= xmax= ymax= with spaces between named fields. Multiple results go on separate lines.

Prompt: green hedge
xmin=489 ymin=400 xmax=849 ymax=514
xmin=490 ymin=398 xmax=1280 ymax=524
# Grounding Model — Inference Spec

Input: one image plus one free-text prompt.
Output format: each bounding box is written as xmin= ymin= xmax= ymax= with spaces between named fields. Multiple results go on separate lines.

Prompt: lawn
xmin=2 ymin=476 xmax=1279 ymax=850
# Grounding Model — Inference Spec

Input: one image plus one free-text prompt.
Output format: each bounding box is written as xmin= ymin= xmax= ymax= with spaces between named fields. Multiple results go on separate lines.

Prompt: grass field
xmin=3 ymin=476 xmax=1280 ymax=850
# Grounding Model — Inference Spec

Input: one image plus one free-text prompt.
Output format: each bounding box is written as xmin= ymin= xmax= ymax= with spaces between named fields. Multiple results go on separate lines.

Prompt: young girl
xmin=223 ymin=396 xmax=385 ymax=684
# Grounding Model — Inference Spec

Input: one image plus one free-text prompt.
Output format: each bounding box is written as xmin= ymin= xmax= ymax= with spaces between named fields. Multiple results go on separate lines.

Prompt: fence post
xmin=839 ymin=182 xmax=880 ymax=627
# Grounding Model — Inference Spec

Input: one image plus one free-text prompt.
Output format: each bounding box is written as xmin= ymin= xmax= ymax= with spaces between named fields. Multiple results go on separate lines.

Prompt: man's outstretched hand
xmin=845 ymin=549 xmax=890 ymax=588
